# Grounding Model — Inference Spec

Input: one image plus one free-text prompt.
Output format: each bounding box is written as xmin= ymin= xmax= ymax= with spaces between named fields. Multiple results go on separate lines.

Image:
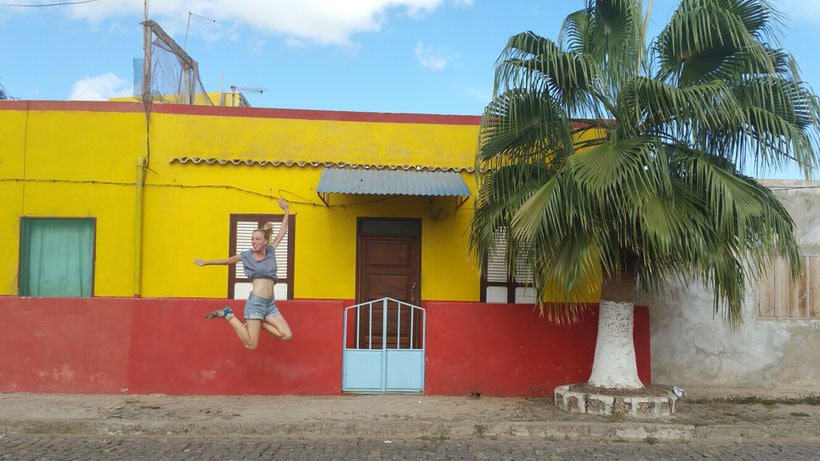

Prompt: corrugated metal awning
xmin=316 ymin=167 xmax=471 ymax=197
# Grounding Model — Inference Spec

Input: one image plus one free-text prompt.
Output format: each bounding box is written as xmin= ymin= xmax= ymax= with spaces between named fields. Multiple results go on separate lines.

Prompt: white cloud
xmin=62 ymin=0 xmax=457 ymax=47
xmin=779 ymin=0 xmax=820 ymax=24
xmin=285 ymin=37 xmax=308 ymax=49
xmin=69 ymin=73 xmax=132 ymax=101
xmin=414 ymin=42 xmax=448 ymax=71
xmin=248 ymin=38 xmax=269 ymax=55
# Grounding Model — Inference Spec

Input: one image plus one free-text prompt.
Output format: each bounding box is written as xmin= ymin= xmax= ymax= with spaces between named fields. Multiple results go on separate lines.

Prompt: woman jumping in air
xmin=194 ymin=198 xmax=293 ymax=349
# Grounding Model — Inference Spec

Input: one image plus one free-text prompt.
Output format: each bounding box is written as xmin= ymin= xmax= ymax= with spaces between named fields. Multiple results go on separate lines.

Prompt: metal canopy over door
xmin=343 ymin=219 xmax=425 ymax=393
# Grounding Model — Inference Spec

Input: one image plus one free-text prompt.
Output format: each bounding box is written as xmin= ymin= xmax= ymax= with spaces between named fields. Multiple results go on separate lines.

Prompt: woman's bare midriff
xmin=251 ymin=278 xmax=275 ymax=299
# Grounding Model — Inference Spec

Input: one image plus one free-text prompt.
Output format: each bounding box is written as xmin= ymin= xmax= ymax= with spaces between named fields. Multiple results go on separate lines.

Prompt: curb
xmin=4 ymin=418 xmax=806 ymax=442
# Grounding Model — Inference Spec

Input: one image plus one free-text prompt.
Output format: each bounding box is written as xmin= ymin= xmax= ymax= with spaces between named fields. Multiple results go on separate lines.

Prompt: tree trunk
xmin=587 ymin=266 xmax=644 ymax=390
xmin=587 ymin=299 xmax=644 ymax=389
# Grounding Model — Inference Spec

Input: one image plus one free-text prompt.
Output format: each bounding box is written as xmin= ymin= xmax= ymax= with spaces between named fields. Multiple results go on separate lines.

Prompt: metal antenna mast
xmin=229 ymin=86 xmax=265 ymax=107
xmin=184 ymin=11 xmax=216 ymax=51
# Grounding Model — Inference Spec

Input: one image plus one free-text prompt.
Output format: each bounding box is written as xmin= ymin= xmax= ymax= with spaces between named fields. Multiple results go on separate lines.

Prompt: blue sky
xmin=2 ymin=0 xmax=820 ymax=178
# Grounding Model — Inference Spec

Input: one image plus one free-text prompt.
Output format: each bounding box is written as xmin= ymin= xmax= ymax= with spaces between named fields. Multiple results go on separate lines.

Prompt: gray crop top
xmin=240 ymin=245 xmax=278 ymax=281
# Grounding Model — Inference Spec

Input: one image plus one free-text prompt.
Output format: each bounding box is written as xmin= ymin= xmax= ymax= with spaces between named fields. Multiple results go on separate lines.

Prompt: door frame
xmin=355 ymin=217 xmax=421 ymax=304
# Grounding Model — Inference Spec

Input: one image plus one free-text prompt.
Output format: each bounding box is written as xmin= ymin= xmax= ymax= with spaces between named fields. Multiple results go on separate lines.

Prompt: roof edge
xmin=0 ymin=100 xmax=482 ymax=125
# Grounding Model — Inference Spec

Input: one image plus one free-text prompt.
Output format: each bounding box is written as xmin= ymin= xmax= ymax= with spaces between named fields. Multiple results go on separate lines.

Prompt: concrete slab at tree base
xmin=555 ymin=384 xmax=678 ymax=417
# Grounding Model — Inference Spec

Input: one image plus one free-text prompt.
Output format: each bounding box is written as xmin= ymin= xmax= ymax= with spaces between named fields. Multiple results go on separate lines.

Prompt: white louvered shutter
xmin=234 ymin=221 xmax=257 ymax=279
xmin=232 ymin=219 xmax=290 ymax=301
xmin=484 ymin=227 xmax=537 ymax=304
xmin=485 ymin=229 xmax=508 ymax=302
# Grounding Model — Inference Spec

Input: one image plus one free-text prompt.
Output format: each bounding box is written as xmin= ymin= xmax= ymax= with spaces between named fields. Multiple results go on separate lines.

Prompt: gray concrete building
xmin=650 ymin=180 xmax=819 ymax=392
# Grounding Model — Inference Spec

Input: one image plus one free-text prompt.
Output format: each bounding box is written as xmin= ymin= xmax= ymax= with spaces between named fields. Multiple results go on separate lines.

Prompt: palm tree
xmin=471 ymin=0 xmax=819 ymax=390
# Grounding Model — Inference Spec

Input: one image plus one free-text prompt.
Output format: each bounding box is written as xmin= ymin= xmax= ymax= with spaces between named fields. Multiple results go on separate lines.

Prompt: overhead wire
xmin=0 ymin=0 xmax=102 ymax=7
xmin=0 ymin=178 xmax=422 ymax=208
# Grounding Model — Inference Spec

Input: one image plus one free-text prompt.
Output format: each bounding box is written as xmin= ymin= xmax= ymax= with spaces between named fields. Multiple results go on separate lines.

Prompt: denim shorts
xmin=244 ymin=293 xmax=280 ymax=320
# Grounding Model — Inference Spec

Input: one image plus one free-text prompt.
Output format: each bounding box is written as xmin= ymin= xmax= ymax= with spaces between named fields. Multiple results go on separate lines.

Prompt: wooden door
xmin=356 ymin=220 xmax=421 ymax=349
xmin=358 ymin=236 xmax=418 ymax=303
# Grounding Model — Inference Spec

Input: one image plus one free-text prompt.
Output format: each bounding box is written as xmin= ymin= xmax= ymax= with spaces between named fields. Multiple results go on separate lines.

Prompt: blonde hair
xmin=253 ymin=228 xmax=271 ymax=242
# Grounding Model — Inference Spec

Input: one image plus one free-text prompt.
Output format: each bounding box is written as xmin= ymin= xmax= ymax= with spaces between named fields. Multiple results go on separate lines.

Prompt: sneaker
xmin=205 ymin=306 xmax=233 ymax=319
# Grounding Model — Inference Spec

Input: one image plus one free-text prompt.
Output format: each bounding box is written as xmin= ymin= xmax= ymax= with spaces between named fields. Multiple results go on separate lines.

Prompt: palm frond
xmin=666 ymin=148 xmax=802 ymax=322
xmin=478 ymin=89 xmax=577 ymax=166
xmin=683 ymin=77 xmax=820 ymax=176
xmin=733 ymin=78 xmax=820 ymax=176
xmin=656 ymin=0 xmax=777 ymax=85
xmin=560 ymin=9 xmax=592 ymax=53
xmin=565 ymin=136 xmax=670 ymax=201
xmin=582 ymin=0 xmax=647 ymax=98
xmin=470 ymin=161 xmax=558 ymax=275
xmin=622 ymin=77 xmax=742 ymax=135
xmin=494 ymin=32 xmax=602 ymax=118
xmin=679 ymin=46 xmax=794 ymax=84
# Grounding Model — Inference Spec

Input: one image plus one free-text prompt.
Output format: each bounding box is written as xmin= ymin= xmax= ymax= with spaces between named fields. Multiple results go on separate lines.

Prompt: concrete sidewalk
xmin=0 ymin=391 xmax=818 ymax=442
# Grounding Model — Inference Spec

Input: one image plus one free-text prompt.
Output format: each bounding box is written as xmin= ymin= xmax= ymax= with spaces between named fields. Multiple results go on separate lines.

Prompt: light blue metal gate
xmin=342 ymin=297 xmax=426 ymax=393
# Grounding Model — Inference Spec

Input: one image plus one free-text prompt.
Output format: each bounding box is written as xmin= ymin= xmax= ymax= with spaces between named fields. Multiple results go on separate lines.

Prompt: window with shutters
xmin=757 ymin=253 xmax=820 ymax=319
xmin=228 ymin=214 xmax=295 ymax=301
xmin=480 ymin=228 xmax=536 ymax=304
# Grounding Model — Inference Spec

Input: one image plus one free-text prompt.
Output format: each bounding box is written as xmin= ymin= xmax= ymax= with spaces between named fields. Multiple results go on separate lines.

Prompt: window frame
xmin=18 ymin=216 xmax=97 ymax=297
xmin=227 ymin=213 xmax=295 ymax=300
xmin=479 ymin=228 xmax=535 ymax=304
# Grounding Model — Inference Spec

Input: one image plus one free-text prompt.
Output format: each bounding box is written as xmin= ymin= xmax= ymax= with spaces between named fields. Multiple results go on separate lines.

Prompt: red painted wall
xmin=0 ymin=297 xmax=344 ymax=395
xmin=0 ymin=297 xmax=650 ymax=396
xmin=424 ymin=302 xmax=651 ymax=397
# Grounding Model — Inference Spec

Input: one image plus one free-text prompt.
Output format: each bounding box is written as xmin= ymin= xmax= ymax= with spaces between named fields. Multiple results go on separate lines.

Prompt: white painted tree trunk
xmin=587 ymin=300 xmax=644 ymax=389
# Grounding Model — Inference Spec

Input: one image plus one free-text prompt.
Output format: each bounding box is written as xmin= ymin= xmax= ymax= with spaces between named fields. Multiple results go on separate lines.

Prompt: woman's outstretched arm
xmin=194 ymin=254 xmax=241 ymax=266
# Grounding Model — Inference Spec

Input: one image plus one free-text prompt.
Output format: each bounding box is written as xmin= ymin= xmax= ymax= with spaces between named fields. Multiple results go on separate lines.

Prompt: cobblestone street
xmin=1 ymin=435 xmax=818 ymax=460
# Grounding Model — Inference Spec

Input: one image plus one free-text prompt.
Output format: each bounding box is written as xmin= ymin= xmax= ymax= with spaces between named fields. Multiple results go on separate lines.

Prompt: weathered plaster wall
xmin=649 ymin=181 xmax=820 ymax=391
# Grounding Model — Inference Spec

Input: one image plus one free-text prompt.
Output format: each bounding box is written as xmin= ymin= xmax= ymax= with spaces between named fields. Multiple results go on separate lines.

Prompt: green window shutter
xmin=20 ymin=218 xmax=94 ymax=297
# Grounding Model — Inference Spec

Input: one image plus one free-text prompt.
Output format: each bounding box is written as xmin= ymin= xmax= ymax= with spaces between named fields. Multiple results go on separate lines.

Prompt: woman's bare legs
xmin=207 ymin=307 xmax=288 ymax=345
xmin=224 ymin=316 xmax=263 ymax=349
xmin=261 ymin=314 xmax=293 ymax=341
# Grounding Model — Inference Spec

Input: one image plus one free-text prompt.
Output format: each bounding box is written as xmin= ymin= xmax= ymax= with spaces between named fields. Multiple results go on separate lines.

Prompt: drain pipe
xmin=134 ymin=156 xmax=146 ymax=297
xmin=136 ymin=10 xmax=151 ymax=298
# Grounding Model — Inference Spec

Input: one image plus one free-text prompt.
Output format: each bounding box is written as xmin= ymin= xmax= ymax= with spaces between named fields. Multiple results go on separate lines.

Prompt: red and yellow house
xmin=0 ymin=100 xmax=650 ymax=396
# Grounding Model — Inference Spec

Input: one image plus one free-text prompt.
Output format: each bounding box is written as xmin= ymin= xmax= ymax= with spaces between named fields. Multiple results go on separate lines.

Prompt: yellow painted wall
xmin=149 ymin=112 xmax=477 ymax=169
xmin=141 ymin=109 xmax=481 ymax=300
xmin=0 ymin=103 xmax=482 ymax=300
xmin=1 ymin=103 xmax=602 ymax=302
xmin=0 ymin=109 xmax=27 ymax=295
xmin=0 ymin=107 xmax=145 ymax=296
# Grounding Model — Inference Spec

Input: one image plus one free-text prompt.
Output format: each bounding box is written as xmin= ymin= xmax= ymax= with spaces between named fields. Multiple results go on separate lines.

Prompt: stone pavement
xmin=2 ymin=435 xmax=818 ymax=460
xmin=0 ymin=389 xmax=818 ymax=443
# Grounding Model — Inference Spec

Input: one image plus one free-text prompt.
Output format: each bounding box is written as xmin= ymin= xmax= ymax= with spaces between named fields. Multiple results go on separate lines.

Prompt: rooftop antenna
xmin=142 ymin=0 xmax=151 ymax=101
xmin=0 ymin=81 xmax=14 ymax=100
xmin=184 ymin=11 xmax=216 ymax=51
xmin=229 ymin=85 xmax=265 ymax=107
